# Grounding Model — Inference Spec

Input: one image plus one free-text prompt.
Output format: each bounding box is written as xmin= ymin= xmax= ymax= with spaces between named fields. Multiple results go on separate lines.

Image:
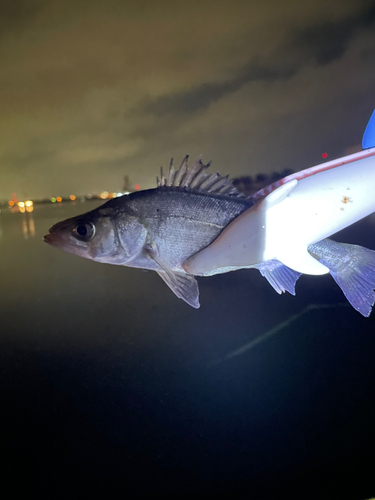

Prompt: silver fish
xmin=44 ymin=156 xmax=253 ymax=308
xmin=44 ymin=156 xmax=375 ymax=315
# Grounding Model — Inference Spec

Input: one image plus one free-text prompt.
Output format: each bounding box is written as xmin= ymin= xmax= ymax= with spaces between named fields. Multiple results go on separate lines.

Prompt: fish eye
xmin=72 ymin=222 xmax=96 ymax=241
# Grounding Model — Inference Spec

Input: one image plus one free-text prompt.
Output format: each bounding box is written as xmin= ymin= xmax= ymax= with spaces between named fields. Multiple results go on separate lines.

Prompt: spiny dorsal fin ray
xmin=180 ymin=155 xmax=207 ymax=188
xmin=189 ymin=159 xmax=211 ymax=189
xmin=157 ymin=155 xmax=245 ymax=198
xmin=167 ymin=157 xmax=176 ymax=186
xmin=173 ymin=155 xmax=189 ymax=186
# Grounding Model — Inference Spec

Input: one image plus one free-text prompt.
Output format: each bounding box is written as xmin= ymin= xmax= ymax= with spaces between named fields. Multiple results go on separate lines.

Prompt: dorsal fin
xmin=156 ymin=155 xmax=245 ymax=198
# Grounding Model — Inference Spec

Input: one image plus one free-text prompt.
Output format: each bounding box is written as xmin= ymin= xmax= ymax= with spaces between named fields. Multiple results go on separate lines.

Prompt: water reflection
xmin=18 ymin=205 xmax=34 ymax=214
xmin=21 ymin=213 xmax=36 ymax=239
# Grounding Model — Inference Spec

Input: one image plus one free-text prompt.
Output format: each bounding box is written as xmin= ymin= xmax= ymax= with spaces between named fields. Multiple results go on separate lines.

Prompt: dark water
xmin=1 ymin=202 xmax=375 ymax=499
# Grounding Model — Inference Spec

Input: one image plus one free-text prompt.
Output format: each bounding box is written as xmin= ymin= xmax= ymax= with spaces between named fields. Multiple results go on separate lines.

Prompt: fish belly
xmin=264 ymin=154 xmax=375 ymax=273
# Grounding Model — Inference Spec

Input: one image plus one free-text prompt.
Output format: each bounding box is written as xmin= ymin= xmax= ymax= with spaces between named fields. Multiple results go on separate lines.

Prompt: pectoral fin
xmin=157 ymin=271 xmax=200 ymax=308
xmin=145 ymin=242 xmax=200 ymax=308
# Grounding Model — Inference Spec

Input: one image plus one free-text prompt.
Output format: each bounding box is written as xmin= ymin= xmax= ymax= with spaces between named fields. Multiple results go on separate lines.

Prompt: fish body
xmin=121 ymin=187 xmax=252 ymax=272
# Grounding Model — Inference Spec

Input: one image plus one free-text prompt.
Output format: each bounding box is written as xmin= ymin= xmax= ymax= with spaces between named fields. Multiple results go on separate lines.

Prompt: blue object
xmin=362 ymin=109 xmax=375 ymax=149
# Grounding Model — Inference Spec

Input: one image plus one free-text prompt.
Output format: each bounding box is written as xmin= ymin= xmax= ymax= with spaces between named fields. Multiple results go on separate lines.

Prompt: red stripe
xmin=250 ymin=147 xmax=375 ymax=203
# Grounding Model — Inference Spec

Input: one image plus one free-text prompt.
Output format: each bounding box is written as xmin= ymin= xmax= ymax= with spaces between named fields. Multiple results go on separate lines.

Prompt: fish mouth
xmin=44 ymin=225 xmax=89 ymax=257
xmin=43 ymin=229 xmax=65 ymax=249
xmin=44 ymin=233 xmax=58 ymax=247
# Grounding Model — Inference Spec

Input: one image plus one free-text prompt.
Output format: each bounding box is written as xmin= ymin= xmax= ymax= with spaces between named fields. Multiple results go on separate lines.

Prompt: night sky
xmin=1 ymin=0 xmax=375 ymax=199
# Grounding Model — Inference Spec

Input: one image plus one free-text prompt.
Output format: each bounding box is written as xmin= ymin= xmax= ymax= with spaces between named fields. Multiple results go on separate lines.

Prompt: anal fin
xmin=255 ymin=260 xmax=301 ymax=295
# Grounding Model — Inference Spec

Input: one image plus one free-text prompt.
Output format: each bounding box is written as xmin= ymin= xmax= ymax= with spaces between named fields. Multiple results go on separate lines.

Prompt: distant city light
xmin=3 ymin=191 xmax=136 ymax=208
xmin=135 ymin=184 xmax=140 ymax=190
xmin=322 ymin=153 xmax=328 ymax=158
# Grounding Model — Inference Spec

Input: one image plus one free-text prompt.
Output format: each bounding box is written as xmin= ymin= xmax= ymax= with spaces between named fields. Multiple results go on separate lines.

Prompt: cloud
xmin=144 ymin=2 xmax=375 ymax=118
xmin=1 ymin=0 xmax=375 ymax=198
xmin=144 ymin=63 xmax=297 ymax=116
xmin=290 ymin=3 xmax=375 ymax=65
xmin=58 ymin=141 xmax=144 ymax=165
xmin=0 ymin=0 xmax=47 ymax=36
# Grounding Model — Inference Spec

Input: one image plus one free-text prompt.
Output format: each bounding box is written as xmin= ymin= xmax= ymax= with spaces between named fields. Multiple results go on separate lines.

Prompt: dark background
xmin=1 ymin=203 xmax=374 ymax=499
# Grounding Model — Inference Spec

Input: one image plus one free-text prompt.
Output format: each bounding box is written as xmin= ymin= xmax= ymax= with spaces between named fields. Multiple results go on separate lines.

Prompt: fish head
xmin=44 ymin=204 xmax=144 ymax=265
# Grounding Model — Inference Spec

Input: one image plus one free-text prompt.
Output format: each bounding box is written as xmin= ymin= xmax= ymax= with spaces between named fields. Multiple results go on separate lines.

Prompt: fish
xmin=44 ymin=155 xmax=254 ymax=308
xmin=44 ymin=153 xmax=375 ymax=315
xmin=45 ymin=110 xmax=375 ymax=315
xmin=184 ymin=110 xmax=375 ymax=316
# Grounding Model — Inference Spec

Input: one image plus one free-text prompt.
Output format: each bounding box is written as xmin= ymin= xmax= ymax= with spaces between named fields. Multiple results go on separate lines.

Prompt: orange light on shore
xmin=70 ymin=195 xmax=76 ymax=201
xmin=100 ymin=191 xmax=109 ymax=199
xmin=8 ymin=200 xmax=14 ymax=206
xmin=56 ymin=196 xmax=62 ymax=203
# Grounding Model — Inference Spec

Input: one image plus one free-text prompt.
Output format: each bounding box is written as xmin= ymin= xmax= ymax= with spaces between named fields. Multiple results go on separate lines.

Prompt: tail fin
xmin=308 ymin=239 xmax=375 ymax=317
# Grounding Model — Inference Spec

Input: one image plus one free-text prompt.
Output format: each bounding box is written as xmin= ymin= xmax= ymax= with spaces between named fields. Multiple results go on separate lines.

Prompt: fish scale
xmin=114 ymin=188 xmax=252 ymax=272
